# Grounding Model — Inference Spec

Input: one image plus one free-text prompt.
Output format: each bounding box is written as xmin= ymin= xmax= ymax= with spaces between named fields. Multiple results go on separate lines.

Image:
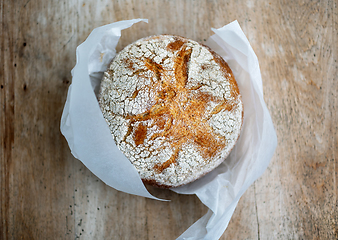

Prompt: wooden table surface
xmin=1 ymin=0 xmax=337 ymax=239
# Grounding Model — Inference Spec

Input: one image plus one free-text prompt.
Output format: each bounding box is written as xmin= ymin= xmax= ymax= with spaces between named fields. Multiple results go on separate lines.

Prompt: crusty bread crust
xmin=99 ymin=35 xmax=243 ymax=188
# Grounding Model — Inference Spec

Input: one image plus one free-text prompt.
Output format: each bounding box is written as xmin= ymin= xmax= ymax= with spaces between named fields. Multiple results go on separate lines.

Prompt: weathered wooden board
xmin=1 ymin=0 xmax=337 ymax=239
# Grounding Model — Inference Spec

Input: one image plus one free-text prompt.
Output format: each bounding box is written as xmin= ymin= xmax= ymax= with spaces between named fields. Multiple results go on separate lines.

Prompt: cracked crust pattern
xmin=99 ymin=35 xmax=243 ymax=188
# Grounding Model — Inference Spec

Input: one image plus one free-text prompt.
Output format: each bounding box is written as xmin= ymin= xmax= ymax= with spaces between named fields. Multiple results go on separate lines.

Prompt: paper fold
xmin=61 ymin=19 xmax=163 ymax=200
xmin=173 ymin=20 xmax=277 ymax=239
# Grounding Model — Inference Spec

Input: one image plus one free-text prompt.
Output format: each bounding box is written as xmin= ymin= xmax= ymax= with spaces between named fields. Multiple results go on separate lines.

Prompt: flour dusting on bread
xmin=99 ymin=35 xmax=243 ymax=187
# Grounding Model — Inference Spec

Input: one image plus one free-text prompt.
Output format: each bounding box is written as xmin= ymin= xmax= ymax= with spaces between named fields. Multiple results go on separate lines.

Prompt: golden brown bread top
xmin=99 ymin=35 xmax=243 ymax=187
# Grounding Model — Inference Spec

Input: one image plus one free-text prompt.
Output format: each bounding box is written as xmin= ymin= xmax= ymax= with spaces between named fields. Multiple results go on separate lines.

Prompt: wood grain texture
xmin=1 ymin=0 xmax=337 ymax=239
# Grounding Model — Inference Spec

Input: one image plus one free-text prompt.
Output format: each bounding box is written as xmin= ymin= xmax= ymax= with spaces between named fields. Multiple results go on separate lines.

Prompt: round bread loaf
xmin=99 ymin=35 xmax=243 ymax=188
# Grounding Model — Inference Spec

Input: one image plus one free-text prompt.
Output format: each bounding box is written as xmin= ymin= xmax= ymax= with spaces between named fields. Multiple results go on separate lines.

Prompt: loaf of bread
xmin=99 ymin=35 xmax=243 ymax=188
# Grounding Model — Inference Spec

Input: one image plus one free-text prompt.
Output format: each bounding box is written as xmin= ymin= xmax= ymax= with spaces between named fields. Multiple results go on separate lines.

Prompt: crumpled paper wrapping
xmin=60 ymin=18 xmax=277 ymax=240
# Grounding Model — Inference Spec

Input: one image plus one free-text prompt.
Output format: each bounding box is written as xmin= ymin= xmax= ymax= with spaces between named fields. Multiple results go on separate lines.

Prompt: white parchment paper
xmin=60 ymin=19 xmax=277 ymax=240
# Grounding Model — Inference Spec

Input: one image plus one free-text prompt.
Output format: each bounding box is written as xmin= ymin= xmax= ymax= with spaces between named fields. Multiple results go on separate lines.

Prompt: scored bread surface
xmin=99 ymin=35 xmax=243 ymax=188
